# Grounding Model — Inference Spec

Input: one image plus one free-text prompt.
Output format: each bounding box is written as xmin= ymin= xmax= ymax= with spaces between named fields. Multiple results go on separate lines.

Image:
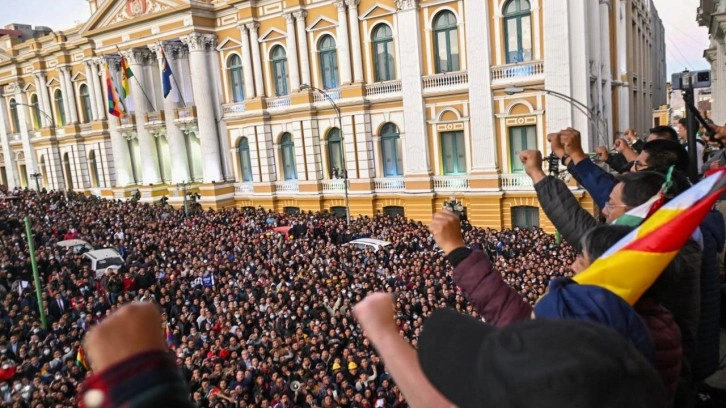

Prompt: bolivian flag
xmin=106 ymin=64 xmax=125 ymax=118
xmin=120 ymin=55 xmax=133 ymax=100
xmin=76 ymin=347 xmax=89 ymax=371
xmin=574 ymin=168 xmax=726 ymax=305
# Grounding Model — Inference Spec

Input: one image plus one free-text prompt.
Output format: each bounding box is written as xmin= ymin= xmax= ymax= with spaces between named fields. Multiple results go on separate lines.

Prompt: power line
xmin=665 ymin=37 xmax=691 ymax=71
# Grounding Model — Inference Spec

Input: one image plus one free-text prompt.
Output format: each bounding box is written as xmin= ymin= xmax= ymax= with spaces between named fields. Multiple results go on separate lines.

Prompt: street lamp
xmin=176 ymin=181 xmax=191 ymax=217
xmin=504 ymin=86 xmax=608 ymax=147
xmin=9 ymin=100 xmax=55 ymax=129
xmin=29 ymin=173 xmax=41 ymax=192
xmin=300 ymin=83 xmax=351 ymax=225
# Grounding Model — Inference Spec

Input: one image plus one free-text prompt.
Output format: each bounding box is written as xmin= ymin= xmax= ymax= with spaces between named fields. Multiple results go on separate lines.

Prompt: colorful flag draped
xmin=166 ymin=324 xmax=175 ymax=349
xmin=106 ymin=64 xmax=126 ymax=118
xmin=574 ymin=168 xmax=726 ymax=305
xmin=76 ymin=347 xmax=89 ymax=370
xmin=120 ymin=56 xmax=133 ymax=99
xmin=161 ymin=49 xmax=173 ymax=98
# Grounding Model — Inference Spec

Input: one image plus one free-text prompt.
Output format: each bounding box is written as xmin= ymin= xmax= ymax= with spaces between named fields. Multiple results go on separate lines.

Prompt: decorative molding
xmin=395 ymin=0 xmax=417 ymax=11
xmin=359 ymin=3 xmax=397 ymax=20
xmin=305 ymin=15 xmax=339 ymax=32
xmin=293 ymin=10 xmax=307 ymax=20
xmin=180 ymin=33 xmax=217 ymax=51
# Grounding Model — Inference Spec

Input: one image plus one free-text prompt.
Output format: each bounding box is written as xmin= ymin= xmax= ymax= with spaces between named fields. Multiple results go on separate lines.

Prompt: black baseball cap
xmin=418 ymin=308 xmax=665 ymax=408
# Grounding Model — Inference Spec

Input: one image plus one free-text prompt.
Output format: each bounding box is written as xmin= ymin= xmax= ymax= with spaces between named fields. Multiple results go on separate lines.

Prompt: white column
xmin=567 ymin=0 xmax=591 ymax=149
xmin=600 ymin=1 xmax=613 ymax=143
xmin=34 ymin=73 xmax=52 ymax=128
xmin=543 ymin=0 xmax=574 ymax=134
xmin=91 ymin=60 xmax=106 ymax=120
xmin=284 ymin=13 xmax=301 ymax=91
xmin=239 ymin=24 xmax=257 ymax=99
xmin=123 ymin=49 xmax=161 ymax=184
xmin=295 ymin=11 xmax=311 ymax=87
xmin=84 ymin=61 xmax=100 ymax=121
xmin=336 ymin=1 xmax=353 ymax=85
xmin=395 ymin=0 xmax=430 ymax=175
xmin=616 ymin=0 xmax=630 ymax=132
xmin=149 ymin=43 xmax=191 ymax=184
xmin=0 ymin=94 xmax=18 ymax=189
xmin=61 ymin=67 xmax=79 ymax=124
xmin=247 ymin=23 xmax=266 ymax=98
xmin=347 ymin=0 xmax=364 ymax=83
xmin=181 ymin=33 xmax=224 ymax=183
xmin=465 ymin=0 xmax=497 ymax=171
xmin=13 ymin=85 xmax=39 ymax=186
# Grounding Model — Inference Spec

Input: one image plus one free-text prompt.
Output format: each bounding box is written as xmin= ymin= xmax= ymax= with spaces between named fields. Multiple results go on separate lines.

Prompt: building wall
xmin=699 ymin=0 xmax=726 ymax=124
xmin=0 ymin=0 xmax=666 ymax=231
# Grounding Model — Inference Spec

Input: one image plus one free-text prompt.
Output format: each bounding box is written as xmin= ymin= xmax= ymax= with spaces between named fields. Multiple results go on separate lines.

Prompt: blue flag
xmin=161 ymin=49 xmax=173 ymax=98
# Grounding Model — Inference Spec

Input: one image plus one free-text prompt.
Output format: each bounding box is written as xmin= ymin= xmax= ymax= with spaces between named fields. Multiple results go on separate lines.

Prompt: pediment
xmin=306 ymin=16 xmax=338 ymax=33
xmin=0 ymin=49 xmax=12 ymax=64
xmin=46 ymin=77 xmax=61 ymax=87
xmin=359 ymin=3 xmax=397 ymax=20
xmin=22 ymin=82 xmax=36 ymax=93
xmin=216 ymin=37 xmax=242 ymax=51
xmin=258 ymin=27 xmax=287 ymax=43
xmin=71 ymin=72 xmax=87 ymax=82
xmin=81 ymin=0 xmax=185 ymax=35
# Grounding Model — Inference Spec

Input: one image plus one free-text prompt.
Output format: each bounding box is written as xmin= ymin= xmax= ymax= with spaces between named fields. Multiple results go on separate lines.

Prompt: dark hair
xmin=648 ymin=126 xmax=678 ymax=142
xmin=678 ymin=118 xmax=687 ymax=128
xmin=615 ymin=171 xmax=665 ymax=208
xmin=641 ymin=139 xmax=689 ymax=173
xmin=580 ymin=225 xmax=635 ymax=261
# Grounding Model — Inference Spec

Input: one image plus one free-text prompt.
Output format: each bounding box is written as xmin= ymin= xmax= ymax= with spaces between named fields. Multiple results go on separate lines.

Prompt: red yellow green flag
xmin=76 ymin=347 xmax=89 ymax=370
xmin=574 ymin=168 xmax=726 ymax=305
xmin=106 ymin=64 xmax=125 ymax=118
xmin=120 ymin=56 xmax=133 ymax=100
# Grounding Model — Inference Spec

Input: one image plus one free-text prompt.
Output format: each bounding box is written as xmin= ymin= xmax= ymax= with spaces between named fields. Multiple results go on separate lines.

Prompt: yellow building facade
xmin=0 ymin=0 xmax=669 ymax=232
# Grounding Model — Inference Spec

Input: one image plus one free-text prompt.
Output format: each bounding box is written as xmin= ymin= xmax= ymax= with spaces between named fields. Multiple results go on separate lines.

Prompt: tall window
xmin=433 ymin=11 xmax=460 ymax=73
xmin=271 ymin=46 xmax=289 ymax=96
xmin=512 ymin=206 xmax=540 ymax=228
xmin=30 ymin=94 xmax=41 ymax=129
xmin=80 ymin=85 xmax=92 ymax=123
xmin=8 ymin=99 xmax=20 ymax=133
xmin=54 ymin=89 xmax=66 ymax=127
xmin=372 ymin=24 xmax=395 ymax=82
xmin=509 ymin=125 xmax=536 ymax=173
xmin=238 ymin=137 xmax=253 ymax=182
xmin=327 ymin=128 xmax=343 ymax=177
xmin=227 ymin=54 xmax=245 ymax=102
xmin=504 ymin=0 xmax=532 ymax=63
xmin=318 ymin=35 xmax=339 ymax=89
xmin=440 ymin=131 xmax=466 ymax=175
xmin=280 ymin=133 xmax=296 ymax=180
xmin=88 ymin=150 xmax=99 ymax=188
xmin=380 ymin=123 xmax=403 ymax=177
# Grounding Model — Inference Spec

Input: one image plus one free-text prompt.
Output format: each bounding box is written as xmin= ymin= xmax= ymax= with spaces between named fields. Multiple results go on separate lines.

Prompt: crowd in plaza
xmin=0 ymin=187 xmax=576 ymax=408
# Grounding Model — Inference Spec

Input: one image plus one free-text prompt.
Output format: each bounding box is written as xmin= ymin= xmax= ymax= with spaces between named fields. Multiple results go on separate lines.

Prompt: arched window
xmin=227 ymin=54 xmax=245 ymax=102
xmin=238 ymin=137 xmax=253 ymax=182
xmin=380 ymin=123 xmax=402 ymax=177
xmin=327 ymin=128 xmax=343 ymax=178
xmin=280 ymin=133 xmax=296 ymax=180
xmin=30 ymin=94 xmax=41 ymax=129
xmin=271 ymin=46 xmax=289 ymax=96
xmin=433 ymin=11 xmax=459 ymax=73
xmin=8 ymin=99 xmax=20 ymax=133
xmin=503 ymin=0 xmax=532 ymax=63
xmin=54 ymin=89 xmax=66 ymax=127
xmin=79 ymin=84 xmax=92 ymax=123
xmin=372 ymin=24 xmax=395 ymax=82
xmin=318 ymin=35 xmax=339 ymax=89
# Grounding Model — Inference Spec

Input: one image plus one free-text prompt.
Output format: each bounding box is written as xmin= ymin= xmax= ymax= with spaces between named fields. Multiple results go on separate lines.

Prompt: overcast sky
xmin=0 ymin=0 xmax=713 ymax=77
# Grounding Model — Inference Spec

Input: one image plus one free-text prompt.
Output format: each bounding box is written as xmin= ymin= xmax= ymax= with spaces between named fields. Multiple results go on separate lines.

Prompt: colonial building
xmin=0 ymin=0 xmax=666 ymax=231
xmin=699 ymin=0 xmax=726 ymax=124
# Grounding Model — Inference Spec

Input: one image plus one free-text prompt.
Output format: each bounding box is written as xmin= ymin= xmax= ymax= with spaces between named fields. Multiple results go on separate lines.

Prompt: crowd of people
xmin=0 ymin=188 xmax=577 ymax=407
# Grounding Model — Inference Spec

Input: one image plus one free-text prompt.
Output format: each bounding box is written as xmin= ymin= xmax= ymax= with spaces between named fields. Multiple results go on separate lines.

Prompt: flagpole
xmin=25 ymin=217 xmax=48 ymax=330
xmin=160 ymin=43 xmax=187 ymax=108
xmin=116 ymin=45 xmax=157 ymax=112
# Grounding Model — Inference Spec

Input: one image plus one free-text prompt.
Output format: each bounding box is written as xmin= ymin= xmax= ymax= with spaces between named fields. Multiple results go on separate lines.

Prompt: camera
xmin=671 ymin=70 xmax=711 ymax=90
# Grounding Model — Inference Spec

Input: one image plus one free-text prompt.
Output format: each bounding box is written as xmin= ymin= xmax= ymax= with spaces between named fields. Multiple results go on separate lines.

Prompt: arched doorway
xmin=63 ymin=152 xmax=74 ymax=191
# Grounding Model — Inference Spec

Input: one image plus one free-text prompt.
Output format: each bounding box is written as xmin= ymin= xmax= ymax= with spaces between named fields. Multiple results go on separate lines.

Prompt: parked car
xmin=57 ymin=239 xmax=94 ymax=254
xmin=342 ymin=238 xmax=392 ymax=252
xmin=83 ymin=249 xmax=125 ymax=278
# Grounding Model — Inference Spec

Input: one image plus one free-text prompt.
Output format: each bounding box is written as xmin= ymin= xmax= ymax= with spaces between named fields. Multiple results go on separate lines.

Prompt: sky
xmin=0 ymin=0 xmax=713 ymax=77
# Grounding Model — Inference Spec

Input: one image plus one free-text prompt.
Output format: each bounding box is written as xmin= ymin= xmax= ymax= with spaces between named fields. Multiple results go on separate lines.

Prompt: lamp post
xmin=9 ymin=100 xmax=55 ymax=129
xmin=300 ymin=84 xmax=351 ymax=225
xmin=504 ymin=86 xmax=608 ymax=147
xmin=176 ymin=181 xmax=191 ymax=217
xmin=29 ymin=173 xmax=41 ymax=192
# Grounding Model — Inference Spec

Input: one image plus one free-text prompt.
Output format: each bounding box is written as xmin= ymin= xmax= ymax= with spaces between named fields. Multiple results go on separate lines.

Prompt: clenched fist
xmin=548 ymin=133 xmax=565 ymax=158
xmin=519 ymin=150 xmax=547 ymax=184
xmin=594 ymin=146 xmax=609 ymax=161
xmin=430 ymin=211 xmax=466 ymax=256
xmin=353 ymin=293 xmax=398 ymax=343
xmin=559 ymin=128 xmax=586 ymax=159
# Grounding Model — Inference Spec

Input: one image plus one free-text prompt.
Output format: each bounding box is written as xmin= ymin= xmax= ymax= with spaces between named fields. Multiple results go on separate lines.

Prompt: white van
xmin=342 ymin=238 xmax=392 ymax=252
xmin=57 ymin=239 xmax=94 ymax=254
xmin=83 ymin=249 xmax=125 ymax=278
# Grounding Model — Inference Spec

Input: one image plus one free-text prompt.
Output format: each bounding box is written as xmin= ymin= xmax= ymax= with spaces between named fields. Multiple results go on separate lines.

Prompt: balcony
xmin=266 ymin=96 xmax=291 ymax=109
xmin=10 ymin=133 xmax=20 ymax=141
xmin=500 ymin=173 xmax=534 ymax=190
xmin=119 ymin=115 xmax=136 ymax=128
xmin=145 ymin=111 xmax=165 ymax=128
xmin=176 ymin=106 xmax=196 ymax=122
xmin=275 ymin=180 xmax=299 ymax=193
xmin=223 ymin=102 xmax=246 ymax=118
xmin=422 ymin=72 xmax=469 ymax=90
xmin=314 ymin=89 xmax=340 ymax=103
xmin=321 ymin=179 xmax=346 ymax=193
xmin=374 ymin=177 xmax=405 ymax=192
xmin=365 ymin=80 xmax=402 ymax=97
xmin=234 ymin=183 xmax=253 ymax=194
xmin=79 ymin=123 xmax=93 ymax=132
xmin=491 ymin=61 xmax=544 ymax=84
xmin=433 ymin=175 xmax=470 ymax=191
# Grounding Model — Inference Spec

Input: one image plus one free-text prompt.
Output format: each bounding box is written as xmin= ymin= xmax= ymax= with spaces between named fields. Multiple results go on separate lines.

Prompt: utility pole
xmin=30 ymin=173 xmax=41 ymax=192
xmin=177 ymin=181 xmax=190 ymax=217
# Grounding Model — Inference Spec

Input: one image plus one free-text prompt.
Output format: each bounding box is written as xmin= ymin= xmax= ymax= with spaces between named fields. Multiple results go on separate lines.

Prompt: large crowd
xmin=0 ymin=188 xmax=576 ymax=408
